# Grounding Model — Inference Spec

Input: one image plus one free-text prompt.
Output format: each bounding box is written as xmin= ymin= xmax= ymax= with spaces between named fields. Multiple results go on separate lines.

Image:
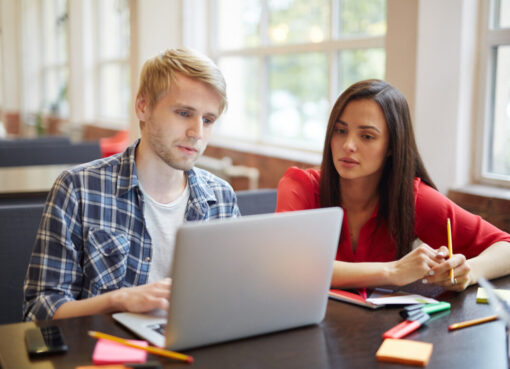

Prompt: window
xmin=94 ymin=0 xmax=131 ymax=122
xmin=210 ymin=0 xmax=386 ymax=152
xmin=22 ymin=0 xmax=69 ymax=118
xmin=478 ymin=0 xmax=510 ymax=185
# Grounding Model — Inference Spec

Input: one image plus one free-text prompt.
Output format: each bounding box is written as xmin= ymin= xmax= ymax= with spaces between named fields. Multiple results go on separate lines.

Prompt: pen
xmin=382 ymin=313 xmax=430 ymax=339
xmin=447 ymin=218 xmax=454 ymax=285
xmin=88 ymin=331 xmax=193 ymax=364
xmin=448 ymin=315 xmax=499 ymax=331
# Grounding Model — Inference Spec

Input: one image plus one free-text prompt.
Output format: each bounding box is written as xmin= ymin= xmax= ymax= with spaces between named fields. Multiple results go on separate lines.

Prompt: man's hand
xmin=111 ymin=277 xmax=172 ymax=313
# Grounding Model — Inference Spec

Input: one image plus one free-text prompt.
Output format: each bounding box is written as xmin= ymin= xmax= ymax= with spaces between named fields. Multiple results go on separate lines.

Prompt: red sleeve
xmin=276 ymin=167 xmax=321 ymax=212
xmin=414 ymin=178 xmax=510 ymax=258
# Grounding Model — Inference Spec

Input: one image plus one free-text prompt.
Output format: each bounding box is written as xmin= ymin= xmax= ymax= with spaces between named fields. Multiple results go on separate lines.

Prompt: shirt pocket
xmin=84 ymin=228 xmax=130 ymax=295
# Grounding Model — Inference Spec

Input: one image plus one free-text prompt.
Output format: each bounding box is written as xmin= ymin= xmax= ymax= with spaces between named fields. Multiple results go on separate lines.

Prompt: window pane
xmin=98 ymin=63 xmax=130 ymax=120
xmin=98 ymin=0 xmax=130 ymax=59
xmin=42 ymin=0 xmax=68 ymax=65
xmin=338 ymin=0 xmax=386 ymax=37
xmin=267 ymin=53 xmax=328 ymax=150
xmin=488 ymin=46 xmax=510 ymax=177
xmin=44 ymin=68 xmax=69 ymax=117
xmin=338 ymin=48 xmax=385 ymax=91
xmin=498 ymin=0 xmax=510 ymax=28
xmin=216 ymin=57 xmax=259 ymax=140
xmin=217 ymin=0 xmax=261 ymax=49
xmin=268 ymin=0 xmax=329 ymax=44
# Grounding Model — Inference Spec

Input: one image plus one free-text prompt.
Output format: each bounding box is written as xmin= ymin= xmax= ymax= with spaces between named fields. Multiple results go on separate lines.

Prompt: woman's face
xmin=330 ymin=99 xmax=390 ymax=183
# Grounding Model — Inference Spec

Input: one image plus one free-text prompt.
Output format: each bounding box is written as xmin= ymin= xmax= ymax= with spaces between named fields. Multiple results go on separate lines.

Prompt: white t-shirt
xmin=139 ymin=182 xmax=190 ymax=284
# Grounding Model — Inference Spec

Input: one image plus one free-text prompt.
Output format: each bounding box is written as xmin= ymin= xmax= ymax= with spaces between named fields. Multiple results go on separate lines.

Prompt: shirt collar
xmin=116 ymin=139 xmax=140 ymax=197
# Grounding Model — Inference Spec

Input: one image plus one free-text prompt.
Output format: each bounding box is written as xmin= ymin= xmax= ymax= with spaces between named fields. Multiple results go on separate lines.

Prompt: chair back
xmin=236 ymin=189 xmax=277 ymax=216
xmin=0 ymin=204 xmax=44 ymax=324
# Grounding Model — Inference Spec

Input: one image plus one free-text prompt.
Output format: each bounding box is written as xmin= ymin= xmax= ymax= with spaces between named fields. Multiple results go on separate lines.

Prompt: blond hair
xmin=136 ymin=48 xmax=227 ymax=113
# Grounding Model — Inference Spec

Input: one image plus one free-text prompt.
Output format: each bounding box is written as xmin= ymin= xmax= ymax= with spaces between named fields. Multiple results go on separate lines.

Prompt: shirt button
xmin=145 ymin=257 xmax=151 ymax=262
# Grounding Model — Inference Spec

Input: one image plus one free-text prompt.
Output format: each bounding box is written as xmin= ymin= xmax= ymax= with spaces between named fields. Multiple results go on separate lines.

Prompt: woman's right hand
xmin=389 ymin=244 xmax=447 ymax=286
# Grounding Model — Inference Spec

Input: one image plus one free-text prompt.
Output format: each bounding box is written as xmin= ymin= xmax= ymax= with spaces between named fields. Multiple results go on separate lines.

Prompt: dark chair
xmin=0 ymin=141 xmax=101 ymax=167
xmin=0 ymin=204 xmax=44 ymax=324
xmin=236 ymin=188 xmax=277 ymax=216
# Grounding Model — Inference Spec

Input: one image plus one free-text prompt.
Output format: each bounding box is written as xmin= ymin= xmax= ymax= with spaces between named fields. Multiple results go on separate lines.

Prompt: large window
xmin=94 ymin=0 xmax=131 ymax=122
xmin=22 ymin=0 xmax=69 ymax=119
xmin=478 ymin=0 xmax=510 ymax=185
xmin=210 ymin=0 xmax=386 ymax=152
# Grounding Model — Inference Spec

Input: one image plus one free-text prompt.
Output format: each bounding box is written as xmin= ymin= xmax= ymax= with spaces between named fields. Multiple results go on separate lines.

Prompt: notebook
xmin=113 ymin=207 xmax=343 ymax=351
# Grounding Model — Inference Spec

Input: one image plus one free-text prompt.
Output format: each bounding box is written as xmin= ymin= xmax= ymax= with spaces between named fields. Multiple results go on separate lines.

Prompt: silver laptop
xmin=113 ymin=207 xmax=342 ymax=351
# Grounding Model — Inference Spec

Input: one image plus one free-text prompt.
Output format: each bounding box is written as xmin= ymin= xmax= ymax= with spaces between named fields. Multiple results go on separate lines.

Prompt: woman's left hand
xmin=424 ymin=246 xmax=474 ymax=291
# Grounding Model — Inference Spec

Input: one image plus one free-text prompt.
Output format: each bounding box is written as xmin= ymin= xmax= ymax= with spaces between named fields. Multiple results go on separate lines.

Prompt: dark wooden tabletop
xmin=1 ymin=276 xmax=508 ymax=369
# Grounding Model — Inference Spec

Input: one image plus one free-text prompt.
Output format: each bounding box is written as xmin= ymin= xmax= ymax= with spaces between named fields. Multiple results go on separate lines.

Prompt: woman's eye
xmin=177 ymin=111 xmax=190 ymax=117
xmin=362 ymin=134 xmax=374 ymax=140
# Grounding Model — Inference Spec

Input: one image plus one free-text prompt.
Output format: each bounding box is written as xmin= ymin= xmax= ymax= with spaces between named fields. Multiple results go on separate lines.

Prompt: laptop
xmin=113 ymin=207 xmax=342 ymax=351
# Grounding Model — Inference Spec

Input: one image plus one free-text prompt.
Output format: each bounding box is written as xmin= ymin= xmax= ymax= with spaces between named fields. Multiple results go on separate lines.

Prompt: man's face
xmin=136 ymin=73 xmax=222 ymax=171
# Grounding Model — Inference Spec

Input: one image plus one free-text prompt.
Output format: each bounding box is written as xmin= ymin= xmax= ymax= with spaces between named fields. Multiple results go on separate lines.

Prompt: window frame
xmin=92 ymin=0 xmax=131 ymax=125
xmin=207 ymin=0 xmax=386 ymax=155
xmin=475 ymin=0 xmax=510 ymax=187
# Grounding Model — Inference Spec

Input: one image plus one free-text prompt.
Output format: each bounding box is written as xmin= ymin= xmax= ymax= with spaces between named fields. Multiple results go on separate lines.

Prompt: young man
xmin=23 ymin=48 xmax=240 ymax=321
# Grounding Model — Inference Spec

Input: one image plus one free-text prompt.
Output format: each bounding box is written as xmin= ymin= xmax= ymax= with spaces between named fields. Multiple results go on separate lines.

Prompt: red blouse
xmin=276 ymin=167 xmax=510 ymax=262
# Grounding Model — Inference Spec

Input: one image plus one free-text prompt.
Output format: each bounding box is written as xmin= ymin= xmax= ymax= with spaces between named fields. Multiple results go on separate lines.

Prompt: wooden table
xmin=0 ymin=277 xmax=508 ymax=369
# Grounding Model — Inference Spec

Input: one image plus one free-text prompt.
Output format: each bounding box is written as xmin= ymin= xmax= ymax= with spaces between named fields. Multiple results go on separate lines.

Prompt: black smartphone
xmin=25 ymin=326 xmax=68 ymax=357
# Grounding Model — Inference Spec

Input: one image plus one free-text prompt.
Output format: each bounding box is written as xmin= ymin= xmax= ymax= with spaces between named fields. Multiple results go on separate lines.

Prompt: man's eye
xmin=177 ymin=111 xmax=190 ymax=117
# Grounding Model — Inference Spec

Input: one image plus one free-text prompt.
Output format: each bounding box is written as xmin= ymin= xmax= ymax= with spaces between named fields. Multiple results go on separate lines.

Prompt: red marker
xmin=382 ymin=313 xmax=430 ymax=339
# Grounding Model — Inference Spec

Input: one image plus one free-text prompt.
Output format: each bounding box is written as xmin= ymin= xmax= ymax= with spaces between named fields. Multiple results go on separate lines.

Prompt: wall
xmin=414 ymin=0 xmax=478 ymax=194
xmin=448 ymin=189 xmax=510 ymax=233
xmin=204 ymin=145 xmax=317 ymax=190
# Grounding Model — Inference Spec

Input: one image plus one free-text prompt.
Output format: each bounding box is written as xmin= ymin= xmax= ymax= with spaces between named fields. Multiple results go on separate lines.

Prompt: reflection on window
xmin=42 ymin=0 xmax=69 ymax=117
xmin=488 ymin=46 xmax=510 ymax=176
xmin=213 ymin=0 xmax=386 ymax=151
xmin=268 ymin=0 xmax=329 ymax=44
xmin=268 ymin=53 xmax=328 ymax=149
xmin=217 ymin=57 xmax=260 ymax=139
xmin=496 ymin=0 xmax=510 ymax=29
xmin=337 ymin=0 xmax=386 ymax=36
xmin=338 ymin=48 xmax=385 ymax=90
xmin=217 ymin=0 xmax=261 ymax=49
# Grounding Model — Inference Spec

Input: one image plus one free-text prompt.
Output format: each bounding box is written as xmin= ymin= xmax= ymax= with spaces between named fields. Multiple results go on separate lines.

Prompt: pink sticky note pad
xmin=92 ymin=338 xmax=148 ymax=365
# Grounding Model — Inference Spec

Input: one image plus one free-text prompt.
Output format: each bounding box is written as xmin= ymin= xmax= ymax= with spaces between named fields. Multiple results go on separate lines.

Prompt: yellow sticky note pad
xmin=376 ymin=338 xmax=433 ymax=366
xmin=476 ymin=287 xmax=510 ymax=304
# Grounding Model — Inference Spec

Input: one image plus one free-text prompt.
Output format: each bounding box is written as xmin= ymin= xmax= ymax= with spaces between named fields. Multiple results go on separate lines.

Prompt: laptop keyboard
xmin=148 ymin=323 xmax=166 ymax=335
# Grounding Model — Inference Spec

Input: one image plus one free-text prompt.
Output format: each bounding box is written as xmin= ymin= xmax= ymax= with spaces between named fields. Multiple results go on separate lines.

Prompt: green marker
xmin=422 ymin=301 xmax=451 ymax=314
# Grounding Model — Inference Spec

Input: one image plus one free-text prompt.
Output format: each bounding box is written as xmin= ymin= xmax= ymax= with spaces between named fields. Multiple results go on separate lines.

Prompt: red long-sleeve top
xmin=276 ymin=167 xmax=510 ymax=262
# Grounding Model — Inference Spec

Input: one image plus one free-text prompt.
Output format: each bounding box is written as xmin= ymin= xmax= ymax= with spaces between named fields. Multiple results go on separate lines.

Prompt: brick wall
xmin=448 ymin=189 xmax=510 ymax=233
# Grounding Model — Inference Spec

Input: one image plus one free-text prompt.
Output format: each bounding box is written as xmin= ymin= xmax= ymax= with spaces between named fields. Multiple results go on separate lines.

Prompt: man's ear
xmin=135 ymin=94 xmax=150 ymax=121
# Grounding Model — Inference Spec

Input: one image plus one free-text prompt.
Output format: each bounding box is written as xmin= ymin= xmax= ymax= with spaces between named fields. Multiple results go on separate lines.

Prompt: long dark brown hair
xmin=319 ymin=79 xmax=436 ymax=258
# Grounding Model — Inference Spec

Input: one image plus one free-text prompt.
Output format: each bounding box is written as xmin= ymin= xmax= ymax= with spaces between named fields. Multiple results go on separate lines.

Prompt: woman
xmin=276 ymin=79 xmax=510 ymax=291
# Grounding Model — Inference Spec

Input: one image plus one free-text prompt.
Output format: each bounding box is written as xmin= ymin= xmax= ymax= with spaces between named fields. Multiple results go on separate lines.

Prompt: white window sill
xmin=450 ymin=184 xmax=510 ymax=201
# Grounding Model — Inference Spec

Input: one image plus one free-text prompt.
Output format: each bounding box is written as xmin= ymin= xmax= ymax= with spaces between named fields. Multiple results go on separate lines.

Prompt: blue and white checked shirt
xmin=23 ymin=140 xmax=239 ymax=321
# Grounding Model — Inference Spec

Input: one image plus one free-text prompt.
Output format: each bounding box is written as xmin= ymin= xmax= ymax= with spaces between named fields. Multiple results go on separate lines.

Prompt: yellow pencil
xmin=447 ymin=218 xmax=454 ymax=285
xmin=88 ymin=330 xmax=193 ymax=364
xmin=448 ymin=315 xmax=498 ymax=331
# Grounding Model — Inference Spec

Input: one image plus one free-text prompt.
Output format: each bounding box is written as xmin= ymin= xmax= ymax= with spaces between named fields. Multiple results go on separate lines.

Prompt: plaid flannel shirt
xmin=23 ymin=140 xmax=239 ymax=321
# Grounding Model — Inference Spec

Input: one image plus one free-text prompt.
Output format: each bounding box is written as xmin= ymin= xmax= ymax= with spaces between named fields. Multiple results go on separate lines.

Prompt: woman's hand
xmin=424 ymin=246 xmax=474 ymax=291
xmin=389 ymin=244 xmax=447 ymax=286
